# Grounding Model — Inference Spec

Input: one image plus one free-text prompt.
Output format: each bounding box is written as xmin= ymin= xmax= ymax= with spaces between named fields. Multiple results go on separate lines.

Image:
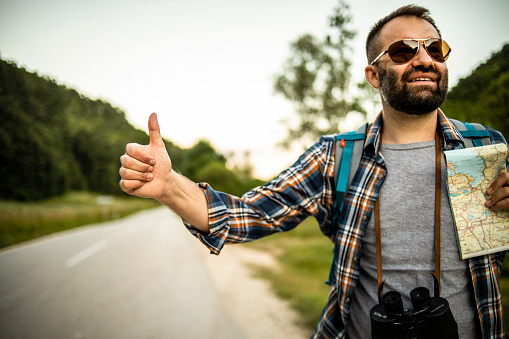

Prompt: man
xmin=119 ymin=5 xmax=509 ymax=338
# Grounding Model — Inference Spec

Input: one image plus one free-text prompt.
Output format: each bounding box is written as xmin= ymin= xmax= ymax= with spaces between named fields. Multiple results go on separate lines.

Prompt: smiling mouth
xmin=408 ymin=78 xmax=434 ymax=83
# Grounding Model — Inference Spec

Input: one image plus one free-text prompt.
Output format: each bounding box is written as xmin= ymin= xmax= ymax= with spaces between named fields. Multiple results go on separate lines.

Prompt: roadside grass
xmin=0 ymin=192 xmax=160 ymax=249
xmin=245 ymin=217 xmax=509 ymax=334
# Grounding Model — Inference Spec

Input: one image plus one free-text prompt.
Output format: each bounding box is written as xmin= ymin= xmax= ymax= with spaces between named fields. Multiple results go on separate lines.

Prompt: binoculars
xmin=370 ymin=280 xmax=458 ymax=339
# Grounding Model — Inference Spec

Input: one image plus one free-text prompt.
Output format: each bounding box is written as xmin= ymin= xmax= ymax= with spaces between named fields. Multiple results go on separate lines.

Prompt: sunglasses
xmin=370 ymin=38 xmax=451 ymax=65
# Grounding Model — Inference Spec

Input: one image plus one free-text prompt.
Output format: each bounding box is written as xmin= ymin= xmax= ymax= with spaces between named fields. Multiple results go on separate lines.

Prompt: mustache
xmin=402 ymin=66 xmax=442 ymax=82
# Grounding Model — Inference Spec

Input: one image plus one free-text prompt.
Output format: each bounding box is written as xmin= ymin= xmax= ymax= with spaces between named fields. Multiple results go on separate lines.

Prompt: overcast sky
xmin=1 ymin=0 xmax=507 ymax=179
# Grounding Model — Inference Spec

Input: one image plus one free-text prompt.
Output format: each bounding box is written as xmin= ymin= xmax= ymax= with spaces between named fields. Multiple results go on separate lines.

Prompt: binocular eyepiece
xmin=381 ymin=286 xmax=431 ymax=315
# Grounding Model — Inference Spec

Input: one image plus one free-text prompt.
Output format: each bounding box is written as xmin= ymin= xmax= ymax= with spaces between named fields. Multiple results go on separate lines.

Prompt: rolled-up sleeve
xmin=184 ymin=135 xmax=337 ymax=255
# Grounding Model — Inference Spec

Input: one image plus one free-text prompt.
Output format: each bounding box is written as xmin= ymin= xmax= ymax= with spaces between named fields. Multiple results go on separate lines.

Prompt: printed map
xmin=445 ymin=143 xmax=509 ymax=259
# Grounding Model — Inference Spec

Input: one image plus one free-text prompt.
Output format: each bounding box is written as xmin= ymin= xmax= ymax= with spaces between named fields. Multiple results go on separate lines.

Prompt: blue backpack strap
xmin=450 ymin=119 xmax=491 ymax=147
xmin=333 ymin=125 xmax=368 ymax=226
xmin=327 ymin=123 xmax=367 ymax=285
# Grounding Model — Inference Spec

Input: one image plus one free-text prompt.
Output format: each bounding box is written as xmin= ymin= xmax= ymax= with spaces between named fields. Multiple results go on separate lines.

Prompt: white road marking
xmin=65 ymin=240 xmax=108 ymax=268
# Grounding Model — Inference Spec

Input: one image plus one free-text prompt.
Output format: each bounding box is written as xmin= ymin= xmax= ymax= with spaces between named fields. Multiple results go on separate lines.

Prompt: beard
xmin=378 ymin=65 xmax=449 ymax=116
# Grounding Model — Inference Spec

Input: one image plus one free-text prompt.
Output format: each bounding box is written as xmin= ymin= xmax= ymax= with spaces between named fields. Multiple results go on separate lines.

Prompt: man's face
xmin=375 ymin=16 xmax=449 ymax=115
xmin=378 ymin=61 xmax=448 ymax=115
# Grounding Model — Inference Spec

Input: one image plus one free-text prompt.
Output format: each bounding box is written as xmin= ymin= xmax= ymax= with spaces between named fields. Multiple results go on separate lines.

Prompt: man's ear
xmin=365 ymin=65 xmax=380 ymax=89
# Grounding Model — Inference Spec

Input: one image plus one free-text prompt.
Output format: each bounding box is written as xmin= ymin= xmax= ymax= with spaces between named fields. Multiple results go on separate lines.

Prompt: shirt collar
xmin=364 ymin=109 xmax=465 ymax=155
xmin=437 ymin=108 xmax=465 ymax=149
xmin=364 ymin=112 xmax=383 ymax=157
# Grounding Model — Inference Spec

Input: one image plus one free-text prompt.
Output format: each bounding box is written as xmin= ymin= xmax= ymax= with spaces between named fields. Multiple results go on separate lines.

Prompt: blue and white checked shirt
xmin=185 ymin=110 xmax=508 ymax=338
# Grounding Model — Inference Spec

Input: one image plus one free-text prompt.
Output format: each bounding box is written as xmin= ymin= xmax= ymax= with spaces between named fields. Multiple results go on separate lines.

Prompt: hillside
xmin=442 ymin=43 xmax=509 ymax=138
xmin=0 ymin=59 xmax=261 ymax=201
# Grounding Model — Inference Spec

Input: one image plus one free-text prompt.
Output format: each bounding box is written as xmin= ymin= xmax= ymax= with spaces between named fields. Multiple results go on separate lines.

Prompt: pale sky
xmin=1 ymin=0 xmax=508 ymax=179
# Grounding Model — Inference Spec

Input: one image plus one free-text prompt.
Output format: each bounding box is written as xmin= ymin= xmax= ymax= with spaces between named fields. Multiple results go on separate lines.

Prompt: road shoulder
xmin=193 ymin=241 xmax=309 ymax=339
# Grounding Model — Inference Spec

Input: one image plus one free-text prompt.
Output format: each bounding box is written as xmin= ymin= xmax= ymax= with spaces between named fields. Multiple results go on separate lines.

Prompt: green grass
xmin=0 ymin=192 xmax=160 ymax=249
xmin=246 ymin=217 xmax=509 ymax=334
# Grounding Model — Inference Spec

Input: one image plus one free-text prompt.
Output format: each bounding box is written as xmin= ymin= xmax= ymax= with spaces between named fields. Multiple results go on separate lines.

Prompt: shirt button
xmin=363 ymin=215 xmax=368 ymax=222
xmin=346 ymin=298 xmax=350 ymax=303
xmin=378 ymin=174 xmax=383 ymax=180
xmin=354 ymin=257 xmax=358 ymax=263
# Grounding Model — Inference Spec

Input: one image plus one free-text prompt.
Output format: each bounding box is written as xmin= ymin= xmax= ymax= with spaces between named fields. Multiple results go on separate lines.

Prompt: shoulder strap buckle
xmin=450 ymin=119 xmax=490 ymax=147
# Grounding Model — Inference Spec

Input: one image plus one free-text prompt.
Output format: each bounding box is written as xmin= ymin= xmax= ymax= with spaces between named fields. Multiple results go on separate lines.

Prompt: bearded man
xmin=119 ymin=5 xmax=509 ymax=338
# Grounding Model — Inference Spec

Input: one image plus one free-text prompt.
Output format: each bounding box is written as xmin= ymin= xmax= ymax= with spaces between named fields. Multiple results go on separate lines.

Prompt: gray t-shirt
xmin=347 ymin=140 xmax=480 ymax=339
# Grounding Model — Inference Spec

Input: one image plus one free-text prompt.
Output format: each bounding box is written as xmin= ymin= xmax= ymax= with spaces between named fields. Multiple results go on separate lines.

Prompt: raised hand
xmin=119 ymin=113 xmax=209 ymax=231
xmin=119 ymin=113 xmax=172 ymax=199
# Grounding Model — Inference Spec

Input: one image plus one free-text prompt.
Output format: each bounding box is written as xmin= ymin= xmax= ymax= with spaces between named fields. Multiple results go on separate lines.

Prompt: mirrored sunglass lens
xmin=424 ymin=40 xmax=445 ymax=62
xmin=429 ymin=40 xmax=451 ymax=62
xmin=388 ymin=40 xmax=418 ymax=63
xmin=426 ymin=42 xmax=443 ymax=61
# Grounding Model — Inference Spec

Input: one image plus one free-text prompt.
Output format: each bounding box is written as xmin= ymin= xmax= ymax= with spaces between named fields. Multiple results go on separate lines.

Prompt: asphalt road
xmin=0 ymin=207 xmax=246 ymax=339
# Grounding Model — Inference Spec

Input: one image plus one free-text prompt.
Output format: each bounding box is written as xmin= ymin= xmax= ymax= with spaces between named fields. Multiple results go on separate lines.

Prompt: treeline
xmin=2 ymin=43 xmax=507 ymax=201
xmin=442 ymin=43 xmax=509 ymax=138
xmin=0 ymin=59 xmax=264 ymax=201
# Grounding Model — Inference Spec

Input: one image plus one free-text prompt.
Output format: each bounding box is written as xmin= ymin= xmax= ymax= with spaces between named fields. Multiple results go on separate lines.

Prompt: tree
xmin=442 ymin=43 xmax=509 ymax=139
xmin=0 ymin=58 xmax=265 ymax=201
xmin=274 ymin=0 xmax=366 ymax=148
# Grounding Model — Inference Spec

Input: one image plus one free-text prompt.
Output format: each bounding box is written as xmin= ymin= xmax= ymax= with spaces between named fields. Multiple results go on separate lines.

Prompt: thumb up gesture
xmin=119 ymin=113 xmax=209 ymax=231
xmin=119 ymin=113 xmax=172 ymax=199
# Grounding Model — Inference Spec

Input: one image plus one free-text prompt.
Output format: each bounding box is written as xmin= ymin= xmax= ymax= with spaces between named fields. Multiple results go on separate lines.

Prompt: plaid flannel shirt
xmin=185 ymin=110 xmax=508 ymax=339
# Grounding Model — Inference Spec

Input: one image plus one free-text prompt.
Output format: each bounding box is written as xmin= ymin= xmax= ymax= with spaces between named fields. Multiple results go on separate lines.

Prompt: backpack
xmin=326 ymin=119 xmax=492 ymax=285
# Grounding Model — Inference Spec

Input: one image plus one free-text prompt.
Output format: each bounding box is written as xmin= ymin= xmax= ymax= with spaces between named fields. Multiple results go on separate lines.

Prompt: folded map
xmin=444 ymin=143 xmax=509 ymax=259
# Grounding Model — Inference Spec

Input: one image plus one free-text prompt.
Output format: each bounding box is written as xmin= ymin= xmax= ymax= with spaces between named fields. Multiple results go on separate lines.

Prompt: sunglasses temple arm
xmin=370 ymin=50 xmax=388 ymax=65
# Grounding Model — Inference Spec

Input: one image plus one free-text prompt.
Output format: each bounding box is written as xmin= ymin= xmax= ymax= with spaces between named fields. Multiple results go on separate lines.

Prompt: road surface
xmin=0 ymin=207 xmax=307 ymax=339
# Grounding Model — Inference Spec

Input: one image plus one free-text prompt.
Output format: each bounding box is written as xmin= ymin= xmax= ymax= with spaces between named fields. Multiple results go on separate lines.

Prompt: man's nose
xmin=411 ymin=42 xmax=435 ymax=68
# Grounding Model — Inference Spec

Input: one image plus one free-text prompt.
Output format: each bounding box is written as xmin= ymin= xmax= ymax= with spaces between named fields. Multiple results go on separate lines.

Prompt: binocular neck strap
xmin=374 ymin=129 xmax=442 ymax=295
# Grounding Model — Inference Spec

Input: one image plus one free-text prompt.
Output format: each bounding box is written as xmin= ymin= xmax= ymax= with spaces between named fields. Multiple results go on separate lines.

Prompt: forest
xmin=442 ymin=42 xmax=509 ymax=139
xmin=0 ymin=42 xmax=507 ymax=202
xmin=0 ymin=59 xmax=263 ymax=201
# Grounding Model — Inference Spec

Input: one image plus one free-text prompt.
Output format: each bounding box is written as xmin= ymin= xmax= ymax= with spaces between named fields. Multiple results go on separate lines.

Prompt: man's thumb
xmin=148 ymin=113 xmax=165 ymax=147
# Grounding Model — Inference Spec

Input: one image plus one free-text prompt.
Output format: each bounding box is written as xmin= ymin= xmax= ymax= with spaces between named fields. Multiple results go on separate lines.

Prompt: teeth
xmin=411 ymin=78 xmax=432 ymax=82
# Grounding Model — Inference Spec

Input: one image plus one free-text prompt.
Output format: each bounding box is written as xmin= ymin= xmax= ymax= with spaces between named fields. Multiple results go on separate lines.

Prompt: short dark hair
xmin=366 ymin=5 xmax=441 ymax=64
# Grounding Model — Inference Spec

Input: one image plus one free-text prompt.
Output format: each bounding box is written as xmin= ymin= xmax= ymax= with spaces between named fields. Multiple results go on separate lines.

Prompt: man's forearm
xmin=158 ymin=170 xmax=209 ymax=233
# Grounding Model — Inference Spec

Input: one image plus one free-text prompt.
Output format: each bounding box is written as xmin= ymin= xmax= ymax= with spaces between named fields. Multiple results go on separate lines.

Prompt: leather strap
xmin=433 ymin=130 xmax=442 ymax=295
xmin=375 ymin=129 xmax=442 ymax=295
xmin=375 ymin=189 xmax=384 ymax=289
